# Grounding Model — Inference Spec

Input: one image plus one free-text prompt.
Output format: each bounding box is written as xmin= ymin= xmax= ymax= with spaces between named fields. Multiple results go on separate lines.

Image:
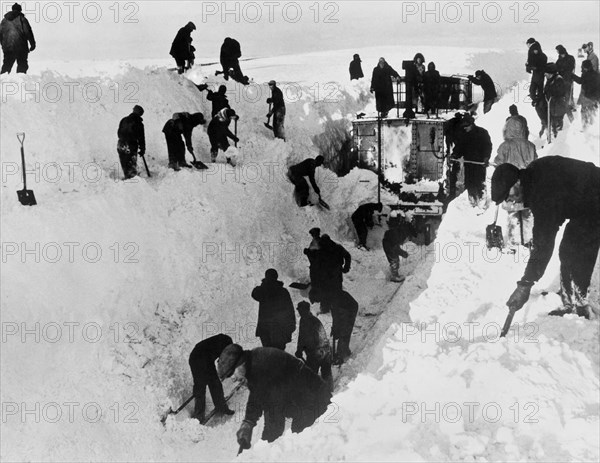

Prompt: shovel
xmin=500 ymin=307 xmax=518 ymax=337
xmin=318 ymin=195 xmax=331 ymax=210
xmin=160 ymin=394 xmax=194 ymax=424
xmin=485 ymin=205 xmax=504 ymax=250
xmin=234 ymin=118 xmax=238 ymax=148
xmin=190 ymin=151 xmax=208 ymax=170
xmin=16 ymin=133 xmax=37 ymax=206
xmin=140 ymin=154 xmax=151 ymax=177
xmin=290 ymin=282 xmax=310 ymax=290
xmin=546 ymin=96 xmax=552 ymax=144
xmin=264 ymin=103 xmax=273 ymax=130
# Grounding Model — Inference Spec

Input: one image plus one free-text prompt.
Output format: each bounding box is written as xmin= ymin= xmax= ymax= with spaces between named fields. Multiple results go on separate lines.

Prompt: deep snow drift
xmin=1 ymin=44 xmax=599 ymax=462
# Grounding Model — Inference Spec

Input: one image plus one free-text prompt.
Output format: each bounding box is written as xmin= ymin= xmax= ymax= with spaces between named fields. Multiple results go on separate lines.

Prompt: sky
xmin=1 ymin=0 xmax=599 ymax=62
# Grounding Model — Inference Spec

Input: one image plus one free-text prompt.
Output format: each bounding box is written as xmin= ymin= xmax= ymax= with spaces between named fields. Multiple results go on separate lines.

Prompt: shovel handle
xmin=492 ymin=205 xmax=499 ymax=225
xmin=17 ymin=132 xmax=25 ymax=145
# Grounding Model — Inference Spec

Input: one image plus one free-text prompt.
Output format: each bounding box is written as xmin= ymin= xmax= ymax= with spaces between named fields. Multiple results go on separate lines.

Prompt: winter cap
xmin=545 ymin=63 xmax=558 ymax=74
xmin=582 ymin=43 xmax=589 ymax=49
xmin=132 ymin=105 xmax=144 ymax=116
xmin=526 ymin=37 xmax=536 ymax=45
xmin=187 ymin=21 xmax=196 ymax=30
xmin=555 ymin=45 xmax=567 ymax=54
xmin=353 ymin=54 xmax=361 ymax=61
xmin=587 ymin=42 xmax=594 ymax=49
xmin=217 ymin=344 xmax=244 ymax=379
xmin=460 ymin=113 xmax=475 ymax=127
xmin=297 ymin=301 xmax=311 ymax=312
xmin=315 ymin=155 xmax=324 ymax=166
xmin=474 ymin=70 xmax=483 ymax=77
xmin=509 ymin=104 xmax=519 ymax=116
xmin=12 ymin=3 xmax=21 ymax=11
xmin=264 ymin=268 xmax=278 ymax=280
xmin=218 ymin=85 xmax=227 ymax=94
xmin=491 ymin=163 xmax=521 ymax=205
xmin=268 ymin=80 xmax=276 ymax=86
xmin=191 ymin=112 xmax=206 ymax=125
xmin=309 ymin=227 xmax=321 ymax=237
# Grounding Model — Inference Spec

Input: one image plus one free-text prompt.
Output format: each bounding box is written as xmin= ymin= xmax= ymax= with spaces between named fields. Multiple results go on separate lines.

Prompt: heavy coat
xmin=382 ymin=221 xmax=416 ymax=261
xmin=526 ymin=42 xmax=547 ymax=75
xmin=318 ymin=238 xmax=351 ymax=293
xmin=469 ymin=71 xmax=497 ymax=101
xmin=170 ymin=25 xmax=194 ymax=61
xmin=544 ymin=74 xmax=567 ymax=117
xmin=220 ymin=38 xmax=241 ymax=66
xmin=572 ymin=70 xmax=600 ymax=104
xmin=242 ymin=347 xmax=332 ymax=441
xmin=330 ymin=290 xmax=358 ymax=339
xmin=556 ymin=53 xmax=575 ymax=80
xmin=453 ymin=125 xmax=492 ymax=163
xmin=349 ymin=58 xmax=364 ymax=80
xmin=118 ymin=112 xmax=146 ymax=154
xmin=207 ymin=109 xmax=237 ymax=151
xmin=206 ymin=90 xmax=230 ymax=117
xmin=162 ymin=112 xmax=198 ymax=153
xmin=0 ymin=11 xmax=35 ymax=54
xmin=370 ymin=63 xmax=400 ymax=113
xmin=296 ymin=312 xmax=331 ymax=362
xmin=251 ymin=279 xmax=296 ymax=345
xmin=288 ymin=159 xmax=320 ymax=194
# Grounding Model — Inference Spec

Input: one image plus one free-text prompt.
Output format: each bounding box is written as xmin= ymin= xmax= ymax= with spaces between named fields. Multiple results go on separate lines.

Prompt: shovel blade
xmin=192 ymin=161 xmax=209 ymax=170
xmin=486 ymin=224 xmax=503 ymax=249
xmin=318 ymin=198 xmax=331 ymax=210
xmin=290 ymin=282 xmax=310 ymax=290
xmin=264 ymin=122 xmax=273 ymax=130
xmin=17 ymin=189 xmax=37 ymax=206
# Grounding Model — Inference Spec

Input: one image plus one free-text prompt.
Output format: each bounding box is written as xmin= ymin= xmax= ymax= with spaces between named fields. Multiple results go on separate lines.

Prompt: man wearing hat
xmin=491 ymin=157 xmax=600 ymax=320
xmin=370 ymin=57 xmax=400 ymax=118
xmin=304 ymin=227 xmax=323 ymax=292
xmin=287 ymin=155 xmax=325 ymax=207
xmin=0 ymin=3 xmax=36 ymax=74
xmin=349 ymin=53 xmax=364 ymax=80
xmin=162 ymin=111 xmax=206 ymax=170
xmin=451 ymin=113 xmax=493 ymax=207
xmin=169 ymin=21 xmax=196 ymax=74
xmin=266 ymin=80 xmax=286 ymax=140
xmin=207 ymin=107 xmax=239 ymax=165
xmin=525 ymin=38 xmax=547 ymax=104
xmin=555 ymin=45 xmax=576 ymax=115
xmin=582 ymin=42 xmax=599 ymax=72
xmin=251 ymin=269 xmax=296 ymax=350
xmin=217 ymin=344 xmax=332 ymax=447
xmin=117 ymin=105 xmax=146 ymax=179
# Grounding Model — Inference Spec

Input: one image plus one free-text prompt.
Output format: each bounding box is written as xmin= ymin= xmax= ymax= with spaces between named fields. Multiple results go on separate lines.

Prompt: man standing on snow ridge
xmin=267 ymin=80 xmax=286 ymax=140
xmin=525 ymin=38 xmax=547 ymax=104
xmin=169 ymin=22 xmax=196 ymax=74
xmin=468 ymin=70 xmax=498 ymax=114
xmin=117 ymin=105 xmax=146 ymax=179
xmin=162 ymin=112 xmax=206 ymax=171
xmin=370 ymin=57 xmax=400 ymax=118
xmin=491 ymin=157 xmax=600 ymax=320
xmin=0 ymin=3 xmax=35 ymax=74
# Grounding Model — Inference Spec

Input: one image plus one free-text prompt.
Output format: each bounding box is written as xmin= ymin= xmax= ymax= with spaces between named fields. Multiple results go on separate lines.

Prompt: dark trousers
xmin=117 ymin=141 xmax=138 ymax=179
xmin=558 ymin=215 xmax=600 ymax=312
xmin=288 ymin=172 xmax=310 ymax=207
xmin=352 ymin=217 xmax=368 ymax=246
xmin=188 ymin=357 xmax=227 ymax=417
xmin=259 ymin=335 xmax=286 ymax=351
xmin=529 ymin=72 xmax=544 ymax=102
xmin=1 ymin=50 xmax=28 ymax=74
xmin=464 ymin=164 xmax=486 ymax=202
xmin=174 ymin=57 xmax=186 ymax=74
xmin=164 ymin=133 xmax=186 ymax=166
xmin=273 ymin=107 xmax=286 ymax=140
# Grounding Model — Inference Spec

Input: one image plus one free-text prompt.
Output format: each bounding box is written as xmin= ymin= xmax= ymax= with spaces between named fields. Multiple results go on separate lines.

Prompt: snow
xmin=1 ymin=41 xmax=599 ymax=463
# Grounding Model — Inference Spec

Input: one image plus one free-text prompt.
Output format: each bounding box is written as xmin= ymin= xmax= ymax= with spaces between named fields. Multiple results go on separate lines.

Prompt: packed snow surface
xmin=1 ymin=44 xmax=598 ymax=462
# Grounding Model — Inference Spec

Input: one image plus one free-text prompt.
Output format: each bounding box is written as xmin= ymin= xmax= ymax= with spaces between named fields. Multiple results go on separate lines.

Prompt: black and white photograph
xmin=1 ymin=1 xmax=599 ymax=461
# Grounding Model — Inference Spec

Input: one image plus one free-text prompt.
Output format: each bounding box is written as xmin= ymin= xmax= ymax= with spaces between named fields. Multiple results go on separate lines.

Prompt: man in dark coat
xmin=349 ymin=54 xmax=364 ymax=80
xmin=468 ymin=70 xmax=498 ymax=114
xmin=582 ymin=42 xmax=599 ymax=72
xmin=205 ymin=85 xmax=230 ymax=117
xmin=295 ymin=301 xmax=333 ymax=390
xmin=220 ymin=37 xmax=248 ymax=84
xmin=162 ymin=112 xmax=206 ymax=171
xmin=217 ymin=345 xmax=332 ymax=447
xmin=492 ymin=157 xmax=600 ymax=320
xmin=117 ymin=105 xmax=146 ymax=180
xmin=423 ymin=62 xmax=441 ymax=117
xmin=251 ymin=269 xmax=296 ymax=350
xmin=329 ymin=290 xmax=358 ymax=364
xmin=315 ymin=234 xmax=351 ymax=314
xmin=351 ymin=202 xmax=383 ymax=250
xmin=170 ymin=22 xmax=196 ymax=74
xmin=207 ymin=108 xmax=239 ymax=165
xmin=266 ymin=80 xmax=286 ymax=140
xmin=451 ymin=114 xmax=493 ymax=206
xmin=526 ymin=38 xmax=547 ymax=104
xmin=370 ymin=57 xmax=400 ymax=117
xmin=572 ymin=59 xmax=600 ymax=129
xmin=0 ymin=3 xmax=35 ymax=74
xmin=536 ymin=63 xmax=567 ymax=138
xmin=555 ymin=45 xmax=576 ymax=115
xmin=287 ymin=156 xmax=324 ymax=207
xmin=382 ymin=212 xmax=417 ymax=282
xmin=304 ymin=227 xmax=322 ymax=292
xmin=188 ymin=334 xmax=235 ymax=421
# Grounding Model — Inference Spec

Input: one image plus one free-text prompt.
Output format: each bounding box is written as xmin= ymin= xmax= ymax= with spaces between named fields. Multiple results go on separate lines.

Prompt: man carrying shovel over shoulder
xmin=266 ymin=80 xmax=285 ymax=141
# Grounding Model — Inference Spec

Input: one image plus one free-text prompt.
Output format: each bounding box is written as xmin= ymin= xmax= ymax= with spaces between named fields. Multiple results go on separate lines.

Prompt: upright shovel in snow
xmin=140 ymin=154 xmax=151 ymax=177
xmin=16 ymin=133 xmax=36 ymax=206
xmin=500 ymin=307 xmax=518 ymax=338
xmin=485 ymin=205 xmax=504 ymax=250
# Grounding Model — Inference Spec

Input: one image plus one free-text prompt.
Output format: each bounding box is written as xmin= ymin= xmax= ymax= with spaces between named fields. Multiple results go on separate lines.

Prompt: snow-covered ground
xmin=1 ymin=43 xmax=599 ymax=462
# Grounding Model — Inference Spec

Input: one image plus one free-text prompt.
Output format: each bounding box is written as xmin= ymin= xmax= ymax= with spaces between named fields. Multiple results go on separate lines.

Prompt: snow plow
xmin=350 ymin=74 xmax=473 ymax=244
